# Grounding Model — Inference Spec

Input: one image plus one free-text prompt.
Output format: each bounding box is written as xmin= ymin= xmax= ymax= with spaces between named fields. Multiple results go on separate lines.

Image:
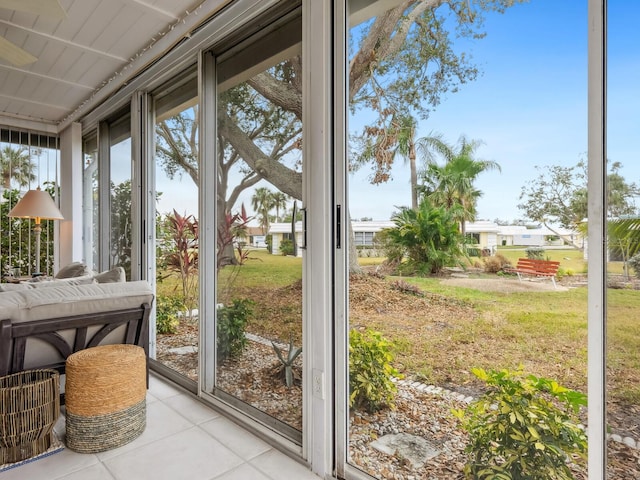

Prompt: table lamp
xmin=8 ymin=187 xmax=64 ymax=276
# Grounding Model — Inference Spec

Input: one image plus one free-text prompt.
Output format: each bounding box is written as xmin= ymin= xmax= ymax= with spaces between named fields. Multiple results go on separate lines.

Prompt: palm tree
xmin=0 ymin=146 xmax=35 ymax=189
xmin=390 ymin=115 xmax=420 ymax=209
xmin=251 ymin=187 xmax=275 ymax=234
xmin=419 ymin=135 xmax=501 ymax=237
xmin=271 ymin=191 xmax=289 ymax=222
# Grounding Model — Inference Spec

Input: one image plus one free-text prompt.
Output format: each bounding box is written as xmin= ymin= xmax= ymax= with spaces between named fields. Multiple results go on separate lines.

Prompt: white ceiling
xmin=0 ymin=0 xmax=215 ymax=133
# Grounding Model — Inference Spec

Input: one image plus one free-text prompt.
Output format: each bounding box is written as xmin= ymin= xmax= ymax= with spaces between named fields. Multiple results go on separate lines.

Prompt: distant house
xmin=269 ymin=222 xmax=304 ymax=256
xmin=268 ymin=220 xmax=394 ymax=256
xmin=351 ymin=221 xmax=394 ymax=247
xmin=496 ymin=225 xmax=582 ymax=248
xmin=464 ymin=221 xmax=500 ymax=252
xmin=245 ymin=227 xmax=266 ymax=247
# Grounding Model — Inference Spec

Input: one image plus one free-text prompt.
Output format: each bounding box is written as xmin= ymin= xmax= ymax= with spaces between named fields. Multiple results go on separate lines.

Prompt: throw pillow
xmin=55 ymin=261 xmax=91 ymax=279
xmin=93 ymin=266 xmax=126 ymax=283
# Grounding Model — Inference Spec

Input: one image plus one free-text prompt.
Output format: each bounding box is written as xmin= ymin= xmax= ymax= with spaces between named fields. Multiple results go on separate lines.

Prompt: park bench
xmin=504 ymin=258 xmax=560 ymax=289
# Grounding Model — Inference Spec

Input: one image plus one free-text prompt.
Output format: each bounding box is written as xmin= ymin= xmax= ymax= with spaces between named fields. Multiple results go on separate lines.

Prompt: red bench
xmin=504 ymin=258 xmax=560 ymax=289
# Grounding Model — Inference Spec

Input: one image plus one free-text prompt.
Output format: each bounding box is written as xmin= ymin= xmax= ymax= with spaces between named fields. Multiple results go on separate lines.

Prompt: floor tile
xmin=212 ymin=463 xmax=272 ymax=480
xmin=200 ymin=416 xmax=271 ymax=461
xmin=164 ymin=392 xmax=221 ymax=425
xmin=0 ymin=447 xmax=98 ymax=480
xmin=95 ymin=400 xmax=193 ymax=461
xmin=56 ymin=462 xmax=116 ymax=480
xmin=147 ymin=373 xmax=185 ymax=400
xmin=0 ymin=376 xmax=321 ymax=480
xmin=103 ymin=426 xmax=244 ymax=480
xmin=251 ymin=449 xmax=321 ymax=480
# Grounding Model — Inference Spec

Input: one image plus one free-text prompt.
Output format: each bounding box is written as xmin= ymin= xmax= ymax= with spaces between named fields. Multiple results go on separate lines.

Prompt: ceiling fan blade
xmin=0 ymin=35 xmax=37 ymax=66
xmin=0 ymin=0 xmax=66 ymax=20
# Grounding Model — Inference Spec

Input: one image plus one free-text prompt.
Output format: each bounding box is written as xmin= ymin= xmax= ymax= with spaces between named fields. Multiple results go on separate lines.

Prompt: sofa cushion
xmin=0 ymin=283 xmax=33 ymax=292
xmin=29 ymin=275 xmax=96 ymax=288
xmin=0 ymin=280 xmax=154 ymax=324
xmin=54 ymin=261 xmax=91 ymax=279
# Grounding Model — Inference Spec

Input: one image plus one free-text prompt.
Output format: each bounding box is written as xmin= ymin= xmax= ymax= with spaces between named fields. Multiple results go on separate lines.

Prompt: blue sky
xmin=349 ymin=0 xmax=640 ymax=223
xmin=151 ymin=1 xmax=639 ymax=225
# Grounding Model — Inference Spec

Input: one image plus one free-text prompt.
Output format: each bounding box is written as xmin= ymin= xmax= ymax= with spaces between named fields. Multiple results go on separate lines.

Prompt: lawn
xmin=157 ymin=249 xmax=640 ymax=405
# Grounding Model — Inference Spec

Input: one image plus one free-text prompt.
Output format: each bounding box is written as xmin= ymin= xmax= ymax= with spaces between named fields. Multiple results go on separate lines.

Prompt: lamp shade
xmin=8 ymin=188 xmax=64 ymax=221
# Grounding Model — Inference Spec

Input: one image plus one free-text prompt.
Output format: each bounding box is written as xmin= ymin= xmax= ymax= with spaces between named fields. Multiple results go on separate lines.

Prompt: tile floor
xmin=2 ymin=373 xmax=322 ymax=480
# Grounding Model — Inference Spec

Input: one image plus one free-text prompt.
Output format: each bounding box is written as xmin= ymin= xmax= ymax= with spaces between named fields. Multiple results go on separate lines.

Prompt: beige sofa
xmin=0 ymin=270 xmax=154 ymax=377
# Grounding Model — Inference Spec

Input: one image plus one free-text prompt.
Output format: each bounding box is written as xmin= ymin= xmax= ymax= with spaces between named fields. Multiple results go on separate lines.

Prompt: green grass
xmin=399 ymin=274 xmax=640 ymax=403
xmin=218 ymin=249 xmax=302 ymax=289
xmin=156 ymin=249 xmax=640 ymax=404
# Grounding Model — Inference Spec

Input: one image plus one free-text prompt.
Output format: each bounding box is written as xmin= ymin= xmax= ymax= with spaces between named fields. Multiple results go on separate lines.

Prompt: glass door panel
xmin=82 ymin=134 xmax=99 ymax=272
xmin=153 ymin=69 xmax=200 ymax=382
xmin=606 ymin=1 xmax=640 ymax=477
xmin=213 ymin=10 xmax=303 ymax=439
xmin=109 ymin=116 xmax=132 ymax=279
xmin=343 ymin=1 xmax=588 ymax=478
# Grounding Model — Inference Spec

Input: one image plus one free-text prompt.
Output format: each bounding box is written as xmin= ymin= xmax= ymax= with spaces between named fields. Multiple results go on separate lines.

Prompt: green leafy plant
xmin=628 ymin=253 xmax=640 ymax=279
xmin=349 ymin=329 xmax=402 ymax=413
xmin=383 ymin=199 xmax=466 ymax=275
xmin=279 ymin=238 xmax=295 ymax=256
xmin=272 ymin=336 xmax=302 ymax=388
xmin=452 ymin=367 xmax=587 ymax=480
xmin=216 ymin=299 xmax=253 ymax=363
xmin=160 ymin=209 xmax=199 ymax=318
xmin=525 ymin=246 xmax=545 ymax=260
xmin=156 ymin=295 xmax=184 ymax=334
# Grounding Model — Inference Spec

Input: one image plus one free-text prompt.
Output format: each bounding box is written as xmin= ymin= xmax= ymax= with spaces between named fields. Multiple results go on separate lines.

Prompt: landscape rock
xmin=370 ymin=433 xmax=441 ymax=469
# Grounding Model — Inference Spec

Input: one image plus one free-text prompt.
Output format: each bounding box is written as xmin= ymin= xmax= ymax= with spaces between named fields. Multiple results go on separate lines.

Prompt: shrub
xmin=628 ymin=253 xmax=640 ymax=279
xmin=483 ymin=254 xmax=511 ymax=273
xmin=525 ymin=247 xmax=545 ymax=260
xmin=217 ymin=299 xmax=253 ymax=363
xmin=349 ymin=329 xmax=402 ymax=413
xmin=452 ymin=368 xmax=587 ymax=480
xmin=279 ymin=238 xmax=295 ymax=256
xmin=156 ymin=295 xmax=184 ymax=334
xmin=385 ymin=200 xmax=466 ymax=275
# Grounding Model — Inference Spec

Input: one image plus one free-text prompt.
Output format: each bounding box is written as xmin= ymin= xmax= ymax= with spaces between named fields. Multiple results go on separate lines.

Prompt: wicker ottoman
xmin=0 ymin=369 xmax=60 ymax=464
xmin=65 ymin=345 xmax=146 ymax=453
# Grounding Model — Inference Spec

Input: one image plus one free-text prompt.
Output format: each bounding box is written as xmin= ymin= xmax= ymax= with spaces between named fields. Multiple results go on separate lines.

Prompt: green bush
xmin=628 ymin=253 xmax=640 ymax=279
xmin=217 ymin=299 xmax=253 ymax=363
xmin=385 ymin=200 xmax=466 ymax=275
xmin=279 ymin=238 xmax=295 ymax=256
xmin=452 ymin=368 xmax=587 ymax=480
xmin=156 ymin=295 xmax=184 ymax=334
xmin=349 ymin=329 xmax=402 ymax=413
xmin=525 ymin=247 xmax=545 ymax=260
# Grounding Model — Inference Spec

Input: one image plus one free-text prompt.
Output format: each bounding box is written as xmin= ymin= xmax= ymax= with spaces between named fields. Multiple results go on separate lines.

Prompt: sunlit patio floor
xmin=1 ymin=373 xmax=321 ymax=480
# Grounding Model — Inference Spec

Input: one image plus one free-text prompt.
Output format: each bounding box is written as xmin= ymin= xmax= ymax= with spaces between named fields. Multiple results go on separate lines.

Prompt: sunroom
xmin=0 ymin=0 xmax=633 ymax=479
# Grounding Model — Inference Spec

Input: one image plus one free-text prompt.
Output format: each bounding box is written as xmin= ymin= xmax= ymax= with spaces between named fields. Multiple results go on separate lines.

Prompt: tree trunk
xmin=348 ymin=211 xmax=363 ymax=274
xmin=409 ymin=142 xmax=418 ymax=210
xmin=543 ymin=222 xmax=583 ymax=250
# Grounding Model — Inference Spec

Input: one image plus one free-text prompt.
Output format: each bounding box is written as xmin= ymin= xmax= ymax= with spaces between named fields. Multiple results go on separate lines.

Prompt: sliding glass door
xmin=152 ymin=68 xmax=200 ymax=382
xmin=207 ymin=5 xmax=304 ymax=442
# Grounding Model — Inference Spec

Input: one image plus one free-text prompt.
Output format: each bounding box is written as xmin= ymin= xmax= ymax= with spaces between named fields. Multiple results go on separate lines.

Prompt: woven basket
xmin=0 ymin=369 xmax=60 ymax=464
xmin=65 ymin=344 xmax=146 ymax=453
